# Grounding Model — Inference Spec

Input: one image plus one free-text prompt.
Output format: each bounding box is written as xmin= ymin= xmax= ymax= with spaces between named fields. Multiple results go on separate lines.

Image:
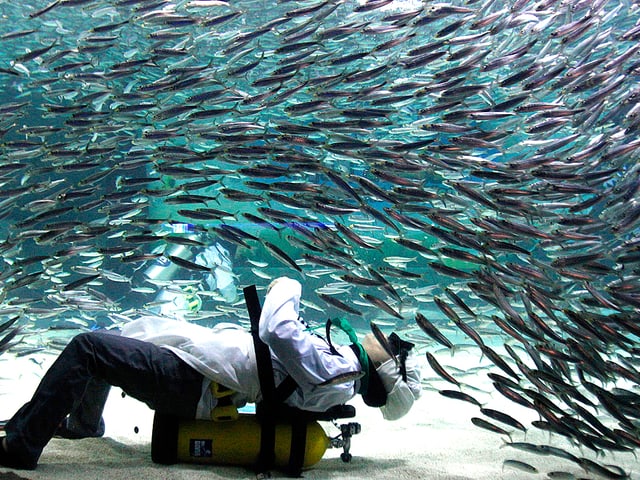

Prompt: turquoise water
xmin=1 ymin=0 xmax=640 ymax=476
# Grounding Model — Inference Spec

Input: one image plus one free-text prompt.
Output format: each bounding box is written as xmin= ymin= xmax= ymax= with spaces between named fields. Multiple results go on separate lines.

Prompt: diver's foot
xmin=55 ymin=417 xmax=105 ymax=440
xmin=0 ymin=437 xmax=37 ymax=470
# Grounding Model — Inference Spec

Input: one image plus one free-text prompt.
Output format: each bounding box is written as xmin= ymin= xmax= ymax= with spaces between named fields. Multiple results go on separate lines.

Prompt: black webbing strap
xmin=243 ymin=285 xmax=276 ymax=473
xmin=274 ymin=375 xmax=298 ymax=403
xmin=244 ymin=285 xmax=310 ymax=477
xmin=288 ymin=420 xmax=307 ymax=477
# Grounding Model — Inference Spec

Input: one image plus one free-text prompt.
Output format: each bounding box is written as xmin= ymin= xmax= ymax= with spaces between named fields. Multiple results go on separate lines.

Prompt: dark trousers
xmin=5 ymin=331 xmax=204 ymax=466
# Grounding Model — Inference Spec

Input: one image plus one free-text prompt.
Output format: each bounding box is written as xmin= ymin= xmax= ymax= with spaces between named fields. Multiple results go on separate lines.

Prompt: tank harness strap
xmin=243 ymin=285 xmax=277 ymax=474
xmin=244 ymin=285 xmax=339 ymax=477
xmin=274 ymin=375 xmax=298 ymax=404
xmin=287 ymin=420 xmax=307 ymax=477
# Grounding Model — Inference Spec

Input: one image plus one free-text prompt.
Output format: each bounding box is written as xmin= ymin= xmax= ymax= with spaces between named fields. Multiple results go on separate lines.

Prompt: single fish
xmin=0 ymin=316 xmax=20 ymax=334
xmin=0 ymin=327 xmax=22 ymax=354
xmin=62 ymin=274 xmax=102 ymax=292
xmin=480 ymin=408 xmax=526 ymax=433
xmin=166 ymin=255 xmax=211 ymax=272
xmin=502 ymin=459 xmax=537 ymax=473
xmin=415 ymin=312 xmax=453 ymax=349
xmin=426 ymin=352 xmax=459 ymax=386
xmin=439 ymin=389 xmax=482 ymax=407
xmin=317 ymin=293 xmax=362 ymax=316
xmin=370 ymin=321 xmax=398 ymax=365
xmin=263 ymin=241 xmax=301 ymax=272
xmin=318 ymin=370 xmax=363 ymax=386
xmin=361 ymin=293 xmax=403 ymax=319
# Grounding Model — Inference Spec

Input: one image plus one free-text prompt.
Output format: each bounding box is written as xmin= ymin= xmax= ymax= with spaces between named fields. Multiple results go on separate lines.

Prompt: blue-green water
xmin=1 ymin=0 xmax=639 ymax=476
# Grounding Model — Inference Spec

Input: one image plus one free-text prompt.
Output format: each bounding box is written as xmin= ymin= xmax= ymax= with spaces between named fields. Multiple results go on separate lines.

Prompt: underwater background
xmin=1 ymin=0 xmax=640 ymax=477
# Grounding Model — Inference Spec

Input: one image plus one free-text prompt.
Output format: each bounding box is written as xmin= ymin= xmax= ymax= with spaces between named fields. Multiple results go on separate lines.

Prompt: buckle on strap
xmin=210 ymin=382 xmax=238 ymax=422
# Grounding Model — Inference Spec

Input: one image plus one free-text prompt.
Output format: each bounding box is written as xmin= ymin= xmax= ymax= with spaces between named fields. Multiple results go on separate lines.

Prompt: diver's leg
xmin=57 ymin=331 xmax=119 ymax=439
xmin=2 ymin=331 xmax=203 ymax=469
xmin=56 ymin=377 xmax=110 ymax=439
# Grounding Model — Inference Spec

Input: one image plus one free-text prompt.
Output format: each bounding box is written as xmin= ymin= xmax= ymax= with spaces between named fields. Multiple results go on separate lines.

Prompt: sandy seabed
xmin=1 ymin=350 xmax=638 ymax=480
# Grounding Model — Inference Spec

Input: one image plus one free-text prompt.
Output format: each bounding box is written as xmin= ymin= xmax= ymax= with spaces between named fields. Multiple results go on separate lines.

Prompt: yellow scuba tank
xmin=151 ymin=412 xmax=329 ymax=470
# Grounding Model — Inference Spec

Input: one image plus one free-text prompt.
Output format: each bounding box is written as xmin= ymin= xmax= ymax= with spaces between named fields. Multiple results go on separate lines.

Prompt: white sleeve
xmin=258 ymin=277 xmax=360 ymax=388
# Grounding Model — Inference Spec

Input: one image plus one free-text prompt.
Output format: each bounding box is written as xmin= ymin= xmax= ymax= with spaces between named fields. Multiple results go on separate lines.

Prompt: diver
xmin=0 ymin=277 xmax=421 ymax=471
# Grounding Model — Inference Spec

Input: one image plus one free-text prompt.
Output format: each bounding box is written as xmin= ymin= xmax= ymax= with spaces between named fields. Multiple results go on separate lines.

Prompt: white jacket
xmin=121 ymin=277 xmax=360 ymax=419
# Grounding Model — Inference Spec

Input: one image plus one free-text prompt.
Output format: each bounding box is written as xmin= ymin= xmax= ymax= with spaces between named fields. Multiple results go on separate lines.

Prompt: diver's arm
xmin=258 ymin=277 xmax=359 ymax=387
